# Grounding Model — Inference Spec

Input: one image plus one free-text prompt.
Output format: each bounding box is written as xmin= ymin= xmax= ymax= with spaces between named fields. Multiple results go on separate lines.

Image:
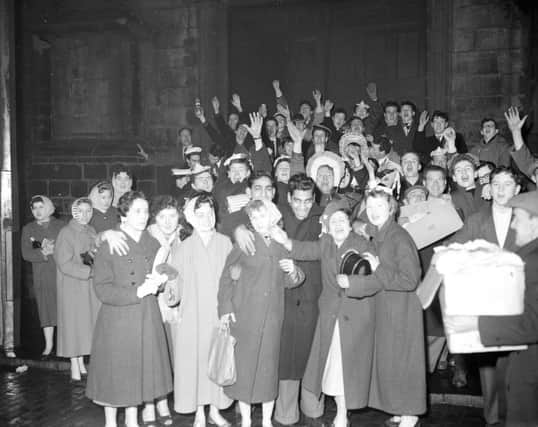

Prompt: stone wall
xmin=449 ymin=0 xmax=530 ymax=146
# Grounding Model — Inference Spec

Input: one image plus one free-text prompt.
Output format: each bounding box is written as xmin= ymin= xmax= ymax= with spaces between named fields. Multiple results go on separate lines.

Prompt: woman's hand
xmin=102 ymin=230 xmax=129 ymax=256
xmin=220 ymin=313 xmax=236 ymax=327
xmin=362 ymin=252 xmax=380 ymax=272
xmin=137 ymin=273 xmax=168 ymax=298
xmin=229 ymin=264 xmax=242 ymax=281
xmin=270 ymin=226 xmax=291 ymax=250
xmin=336 ymin=274 xmax=350 ymax=289
xmin=279 ymin=259 xmax=296 ymax=275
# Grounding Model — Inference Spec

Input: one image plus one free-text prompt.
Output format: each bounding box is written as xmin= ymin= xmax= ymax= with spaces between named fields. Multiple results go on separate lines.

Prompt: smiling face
xmin=113 ymin=172 xmax=133 ymax=194
xmin=124 ymin=198 xmax=149 ymax=232
xmin=155 ymin=207 xmax=180 ymax=237
xmin=275 ymin=161 xmax=291 ymax=184
xmin=228 ymin=162 xmax=249 ymax=184
xmin=431 ymin=116 xmax=448 ymax=135
xmin=248 ymin=176 xmax=275 ymax=201
xmin=193 ymin=171 xmax=214 ymax=193
xmin=491 ymin=171 xmax=520 ymax=207
xmin=192 ymin=203 xmax=216 ymax=232
xmin=366 ymin=195 xmax=392 ymax=228
xmin=75 ymin=202 xmax=94 ymax=226
xmin=424 ymin=170 xmax=446 ymax=198
xmin=328 ymin=211 xmax=351 ymax=245
xmin=289 ymin=188 xmax=314 ymax=221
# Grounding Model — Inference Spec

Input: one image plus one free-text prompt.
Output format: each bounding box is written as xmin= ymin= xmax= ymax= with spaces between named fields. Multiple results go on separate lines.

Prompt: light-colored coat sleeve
xmin=53 ymin=227 xmax=91 ymax=280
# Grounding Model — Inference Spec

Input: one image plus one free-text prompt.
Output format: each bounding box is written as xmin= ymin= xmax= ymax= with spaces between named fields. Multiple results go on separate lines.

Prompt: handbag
xmin=208 ymin=324 xmax=237 ymax=386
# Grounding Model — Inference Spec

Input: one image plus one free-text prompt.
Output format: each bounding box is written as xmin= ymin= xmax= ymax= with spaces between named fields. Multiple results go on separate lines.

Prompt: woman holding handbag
xmin=167 ymin=192 xmax=234 ymax=427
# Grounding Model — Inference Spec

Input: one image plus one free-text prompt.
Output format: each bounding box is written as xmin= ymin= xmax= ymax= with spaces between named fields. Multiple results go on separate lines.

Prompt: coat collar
xmin=369 ymin=216 xmax=396 ymax=243
xmin=516 ymin=237 xmax=538 ymax=259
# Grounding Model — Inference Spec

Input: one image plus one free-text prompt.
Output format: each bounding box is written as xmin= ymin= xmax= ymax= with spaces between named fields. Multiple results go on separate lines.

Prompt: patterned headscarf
xmin=88 ymin=181 xmax=114 ymax=212
xmin=30 ymin=195 xmax=55 ymax=223
xmin=71 ymin=197 xmax=93 ymax=225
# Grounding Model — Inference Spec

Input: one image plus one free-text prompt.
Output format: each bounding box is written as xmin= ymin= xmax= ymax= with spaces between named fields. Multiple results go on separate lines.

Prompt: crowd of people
xmin=20 ymin=80 xmax=538 ymax=427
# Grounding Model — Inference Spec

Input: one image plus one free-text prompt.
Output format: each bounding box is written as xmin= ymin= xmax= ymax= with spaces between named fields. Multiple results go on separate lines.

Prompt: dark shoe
xmin=451 ymin=367 xmax=468 ymax=388
xmin=383 ymin=419 xmax=399 ymax=427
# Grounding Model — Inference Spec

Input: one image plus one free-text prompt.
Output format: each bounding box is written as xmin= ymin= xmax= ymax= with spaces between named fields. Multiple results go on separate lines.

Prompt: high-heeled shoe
xmin=157 ymin=413 xmax=174 ymax=426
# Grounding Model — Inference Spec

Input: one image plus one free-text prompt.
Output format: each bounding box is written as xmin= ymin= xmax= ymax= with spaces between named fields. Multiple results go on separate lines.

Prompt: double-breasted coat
xmin=217 ymin=235 xmax=304 ymax=403
xmin=53 ymin=219 xmax=100 ymax=357
xmin=21 ymin=218 xmax=64 ymax=327
xmin=278 ymin=203 xmax=323 ymax=380
xmin=290 ymin=232 xmax=376 ymax=410
xmin=167 ymin=231 xmax=234 ymax=413
xmin=86 ymin=230 xmax=173 ymax=407
xmin=347 ymin=218 xmax=426 ymax=415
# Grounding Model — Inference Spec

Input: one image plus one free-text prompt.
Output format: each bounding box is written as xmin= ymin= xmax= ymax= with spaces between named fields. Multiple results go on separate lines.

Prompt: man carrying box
xmin=445 ymin=190 xmax=538 ymax=427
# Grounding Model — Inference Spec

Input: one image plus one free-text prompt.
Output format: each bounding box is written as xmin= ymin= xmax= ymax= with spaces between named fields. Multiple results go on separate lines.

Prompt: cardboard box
xmin=399 ymin=198 xmax=463 ymax=249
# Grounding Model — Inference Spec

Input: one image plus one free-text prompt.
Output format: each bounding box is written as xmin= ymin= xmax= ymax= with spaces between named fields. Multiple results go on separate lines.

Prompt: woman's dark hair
xmin=30 ymin=195 xmax=44 ymax=208
xmin=110 ymin=164 xmax=133 ymax=179
xmin=192 ymin=191 xmax=216 ymax=212
xmin=118 ymin=191 xmax=146 ymax=217
xmin=149 ymin=195 xmax=181 ymax=220
xmin=490 ymin=166 xmax=521 ymax=186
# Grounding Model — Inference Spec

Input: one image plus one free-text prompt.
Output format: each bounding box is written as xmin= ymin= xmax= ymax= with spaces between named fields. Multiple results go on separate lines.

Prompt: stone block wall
xmin=449 ymin=0 xmax=530 ymax=146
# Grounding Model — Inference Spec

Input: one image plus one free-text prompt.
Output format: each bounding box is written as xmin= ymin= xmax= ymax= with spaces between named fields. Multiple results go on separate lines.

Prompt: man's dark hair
xmin=490 ymin=166 xmax=521 ymax=186
xmin=384 ymin=101 xmax=400 ymax=112
xmin=247 ymin=171 xmax=274 ymax=189
xmin=110 ymin=164 xmax=133 ymax=179
xmin=423 ymin=164 xmax=447 ymax=180
xmin=372 ymin=136 xmax=392 ymax=154
xmin=432 ymin=110 xmax=449 ymax=122
xmin=332 ymin=107 xmax=348 ymax=119
xmin=288 ymin=173 xmax=315 ymax=195
xmin=401 ymin=100 xmax=417 ymax=113
xmin=299 ymin=100 xmax=314 ymax=110
xmin=480 ymin=117 xmax=498 ymax=129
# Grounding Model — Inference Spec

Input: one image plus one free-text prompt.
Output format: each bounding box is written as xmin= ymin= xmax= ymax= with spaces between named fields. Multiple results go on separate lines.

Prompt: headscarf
xmin=30 ymin=195 xmax=55 ymax=224
xmin=71 ymin=197 xmax=93 ymax=225
xmin=88 ymin=181 xmax=113 ymax=213
xmin=184 ymin=195 xmax=216 ymax=233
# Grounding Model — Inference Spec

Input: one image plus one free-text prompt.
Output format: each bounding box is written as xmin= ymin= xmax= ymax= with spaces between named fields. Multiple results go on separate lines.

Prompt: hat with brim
xmin=312 ymin=124 xmax=333 ymax=138
xmin=171 ymin=168 xmax=192 ymax=176
xmin=403 ymin=185 xmax=429 ymax=201
xmin=184 ymin=146 xmax=202 ymax=157
xmin=306 ymin=152 xmax=345 ymax=188
xmin=224 ymin=152 xmax=250 ymax=167
xmin=339 ymin=133 xmax=367 ymax=157
xmin=507 ymin=191 xmax=538 ymax=216
xmin=190 ymin=163 xmax=212 ymax=176
xmin=320 ymin=197 xmax=351 ymax=231
xmin=273 ymin=155 xmax=291 ymax=169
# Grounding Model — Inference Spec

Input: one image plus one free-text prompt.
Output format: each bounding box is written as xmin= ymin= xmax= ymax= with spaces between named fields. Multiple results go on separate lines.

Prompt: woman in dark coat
xmin=272 ymin=199 xmax=376 ymax=427
xmin=88 ymin=181 xmax=119 ymax=233
xmin=86 ymin=191 xmax=173 ymax=427
xmin=21 ymin=195 xmax=64 ymax=357
xmin=339 ymin=188 xmax=425 ymax=427
xmin=218 ymin=199 xmax=304 ymax=427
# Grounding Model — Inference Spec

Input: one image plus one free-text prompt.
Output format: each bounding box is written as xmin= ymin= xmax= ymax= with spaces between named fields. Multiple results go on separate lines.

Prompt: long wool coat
xmin=21 ymin=218 xmax=64 ymax=327
xmin=85 ymin=230 xmax=173 ymax=407
xmin=279 ymin=203 xmax=323 ymax=380
xmin=168 ymin=231 xmax=234 ymax=413
xmin=290 ymin=233 xmax=376 ymax=410
xmin=53 ymin=219 xmax=100 ymax=357
xmin=218 ymin=235 xmax=304 ymax=403
xmin=348 ymin=218 xmax=426 ymax=415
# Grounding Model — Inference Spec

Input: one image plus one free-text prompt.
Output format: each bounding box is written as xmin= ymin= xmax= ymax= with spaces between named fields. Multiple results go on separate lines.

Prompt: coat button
xmin=130 ymin=271 xmax=135 ymax=275
xmin=131 ymin=281 xmax=136 ymax=285
xmin=343 ymin=315 xmax=350 ymax=321
xmin=127 ymin=259 xmax=133 ymax=263
xmin=296 ymin=300 xmax=300 ymax=306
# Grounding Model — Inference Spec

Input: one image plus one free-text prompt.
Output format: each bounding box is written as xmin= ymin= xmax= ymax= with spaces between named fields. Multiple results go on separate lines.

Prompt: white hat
xmin=306 ymin=152 xmax=346 ymax=188
xmin=339 ymin=133 xmax=367 ymax=157
xmin=184 ymin=146 xmax=202 ymax=156
xmin=171 ymin=168 xmax=192 ymax=176
xmin=355 ymin=100 xmax=370 ymax=110
xmin=224 ymin=152 xmax=250 ymax=167
xmin=190 ymin=163 xmax=212 ymax=176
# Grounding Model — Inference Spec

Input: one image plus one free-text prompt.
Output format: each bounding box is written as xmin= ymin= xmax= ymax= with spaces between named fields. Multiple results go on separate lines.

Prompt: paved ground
xmin=0 ymin=366 xmax=486 ymax=427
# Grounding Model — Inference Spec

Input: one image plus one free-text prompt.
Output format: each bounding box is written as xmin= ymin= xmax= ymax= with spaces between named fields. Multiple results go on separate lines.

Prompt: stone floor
xmin=0 ymin=366 xmax=487 ymax=427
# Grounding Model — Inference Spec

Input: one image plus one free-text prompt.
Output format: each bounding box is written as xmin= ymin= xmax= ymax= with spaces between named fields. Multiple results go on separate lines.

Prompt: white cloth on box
xmin=321 ymin=321 xmax=345 ymax=397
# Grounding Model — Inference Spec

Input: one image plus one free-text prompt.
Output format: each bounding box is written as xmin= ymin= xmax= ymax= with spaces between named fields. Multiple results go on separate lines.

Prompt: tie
xmin=404 ymin=123 xmax=411 ymax=136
